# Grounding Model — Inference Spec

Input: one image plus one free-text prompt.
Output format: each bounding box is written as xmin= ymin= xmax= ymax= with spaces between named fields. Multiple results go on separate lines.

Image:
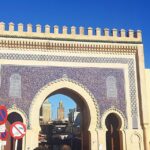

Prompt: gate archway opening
xmin=105 ymin=113 xmax=123 ymax=150
xmin=29 ymin=79 xmax=99 ymax=150
xmin=39 ymin=88 xmax=91 ymax=150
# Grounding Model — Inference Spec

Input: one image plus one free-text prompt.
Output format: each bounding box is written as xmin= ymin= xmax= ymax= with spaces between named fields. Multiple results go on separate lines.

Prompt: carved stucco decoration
xmin=0 ymin=39 xmax=138 ymax=54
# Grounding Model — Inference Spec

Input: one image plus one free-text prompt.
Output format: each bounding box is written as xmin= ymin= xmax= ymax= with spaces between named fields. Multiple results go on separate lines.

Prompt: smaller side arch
xmin=7 ymin=106 xmax=27 ymax=150
xmin=101 ymin=107 xmax=127 ymax=130
xmin=102 ymin=108 xmax=127 ymax=150
xmin=8 ymin=105 xmax=28 ymax=125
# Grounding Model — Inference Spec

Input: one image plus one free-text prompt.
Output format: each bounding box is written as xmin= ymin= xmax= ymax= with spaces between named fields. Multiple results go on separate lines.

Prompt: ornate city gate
xmin=0 ymin=22 xmax=149 ymax=150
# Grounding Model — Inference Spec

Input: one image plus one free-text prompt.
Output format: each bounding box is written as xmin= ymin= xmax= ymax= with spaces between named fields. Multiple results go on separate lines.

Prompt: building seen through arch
xmin=39 ymin=92 xmax=89 ymax=150
xmin=57 ymin=101 xmax=65 ymax=121
xmin=0 ymin=22 xmax=150 ymax=150
xmin=41 ymin=99 xmax=52 ymax=124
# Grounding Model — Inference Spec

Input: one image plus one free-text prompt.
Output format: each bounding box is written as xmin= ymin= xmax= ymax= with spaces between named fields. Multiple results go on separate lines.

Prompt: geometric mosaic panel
xmin=0 ymin=53 xmax=138 ymax=128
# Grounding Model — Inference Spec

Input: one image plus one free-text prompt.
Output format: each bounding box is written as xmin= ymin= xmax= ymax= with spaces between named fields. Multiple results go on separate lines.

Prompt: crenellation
xmin=62 ymin=26 xmax=68 ymax=34
xmin=45 ymin=25 xmax=50 ymax=33
xmin=9 ymin=22 xmax=15 ymax=32
xmin=136 ymin=30 xmax=142 ymax=40
xmin=79 ymin=26 xmax=84 ymax=35
xmin=88 ymin=27 xmax=93 ymax=36
xmin=120 ymin=29 xmax=126 ymax=37
xmin=112 ymin=28 xmax=118 ymax=37
xmin=18 ymin=23 xmax=23 ymax=32
xmin=96 ymin=28 xmax=101 ymax=36
xmin=0 ymin=22 xmax=5 ymax=31
xmin=36 ymin=24 xmax=41 ymax=33
xmin=27 ymin=24 xmax=32 ymax=33
xmin=104 ymin=28 xmax=109 ymax=36
xmin=0 ymin=22 xmax=142 ymax=42
xmin=54 ymin=25 xmax=59 ymax=34
xmin=128 ymin=30 xmax=134 ymax=38
xmin=71 ymin=26 xmax=76 ymax=35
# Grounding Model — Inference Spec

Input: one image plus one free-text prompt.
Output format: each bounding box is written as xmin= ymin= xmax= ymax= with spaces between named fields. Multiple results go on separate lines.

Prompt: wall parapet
xmin=0 ymin=22 xmax=142 ymax=43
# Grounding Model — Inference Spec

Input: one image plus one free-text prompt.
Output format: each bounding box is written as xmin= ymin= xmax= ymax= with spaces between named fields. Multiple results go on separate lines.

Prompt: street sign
xmin=0 ymin=131 xmax=8 ymax=140
xmin=10 ymin=122 xmax=26 ymax=140
xmin=0 ymin=124 xmax=6 ymax=133
xmin=0 ymin=106 xmax=7 ymax=125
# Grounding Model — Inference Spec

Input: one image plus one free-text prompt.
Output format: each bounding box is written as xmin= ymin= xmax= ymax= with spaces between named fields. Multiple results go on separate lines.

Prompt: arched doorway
xmin=29 ymin=79 xmax=99 ymax=150
xmin=39 ymin=89 xmax=91 ymax=150
xmin=5 ymin=112 xmax=23 ymax=150
xmin=105 ymin=113 xmax=123 ymax=150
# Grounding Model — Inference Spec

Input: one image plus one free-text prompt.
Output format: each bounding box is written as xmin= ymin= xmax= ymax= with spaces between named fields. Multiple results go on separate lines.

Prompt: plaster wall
xmin=145 ymin=69 xmax=150 ymax=149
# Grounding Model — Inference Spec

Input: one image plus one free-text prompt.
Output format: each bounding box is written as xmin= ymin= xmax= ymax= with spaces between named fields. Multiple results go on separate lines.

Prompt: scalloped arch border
xmin=29 ymin=77 xmax=100 ymax=130
xmin=7 ymin=104 xmax=28 ymax=125
xmin=101 ymin=107 xmax=127 ymax=130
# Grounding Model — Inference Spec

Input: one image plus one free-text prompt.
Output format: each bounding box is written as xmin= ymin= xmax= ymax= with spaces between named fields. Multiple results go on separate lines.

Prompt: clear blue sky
xmin=48 ymin=94 xmax=76 ymax=120
xmin=0 ymin=0 xmax=150 ymax=68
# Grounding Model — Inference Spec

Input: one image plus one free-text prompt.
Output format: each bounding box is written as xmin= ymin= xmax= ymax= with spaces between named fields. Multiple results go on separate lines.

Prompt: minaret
xmin=42 ymin=99 xmax=51 ymax=124
xmin=57 ymin=101 xmax=64 ymax=121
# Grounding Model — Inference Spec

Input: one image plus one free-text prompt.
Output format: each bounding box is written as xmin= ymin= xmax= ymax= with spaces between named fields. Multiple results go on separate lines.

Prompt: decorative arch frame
xmin=101 ymin=107 xmax=127 ymax=130
xmin=101 ymin=107 xmax=127 ymax=150
xmin=8 ymin=104 xmax=28 ymax=125
xmin=29 ymin=77 xmax=100 ymax=132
